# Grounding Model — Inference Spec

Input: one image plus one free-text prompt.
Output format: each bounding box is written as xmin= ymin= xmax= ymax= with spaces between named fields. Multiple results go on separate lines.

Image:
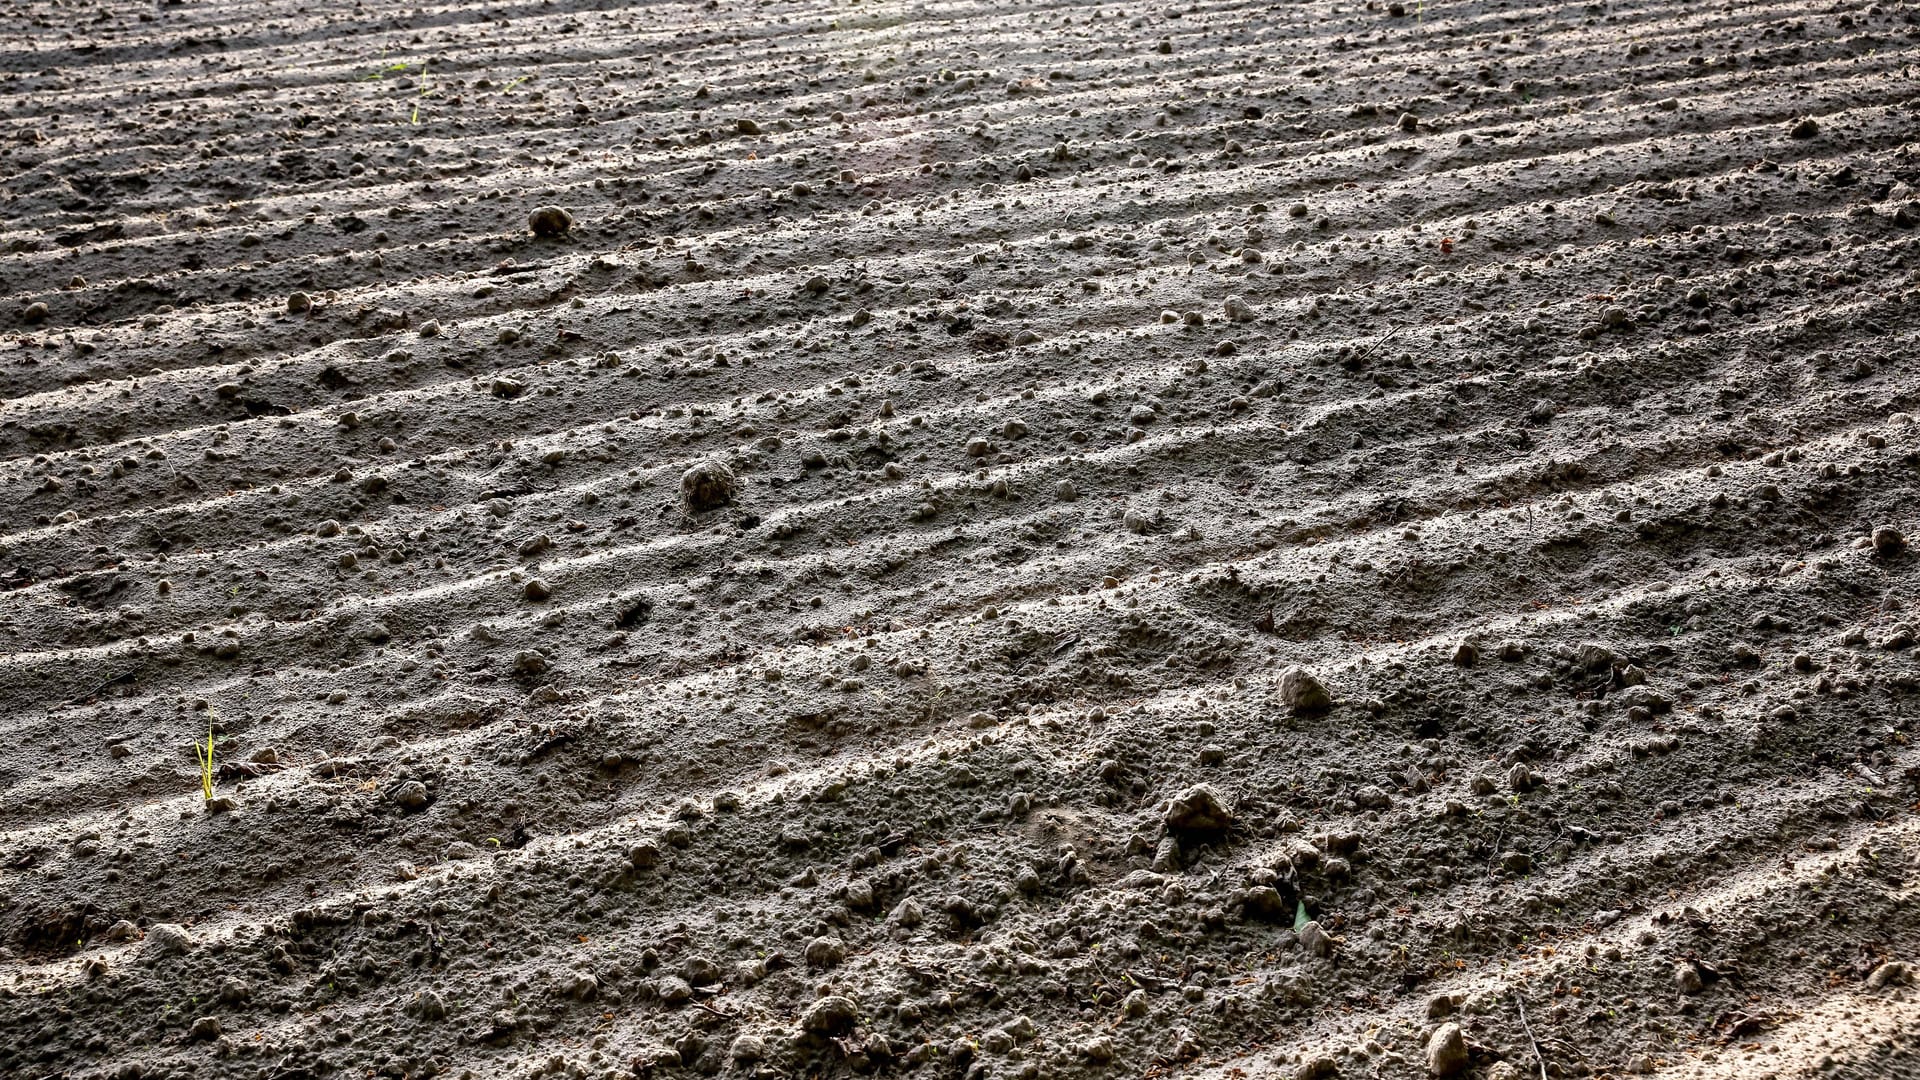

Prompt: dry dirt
xmin=4 ymin=0 xmax=1920 ymax=1078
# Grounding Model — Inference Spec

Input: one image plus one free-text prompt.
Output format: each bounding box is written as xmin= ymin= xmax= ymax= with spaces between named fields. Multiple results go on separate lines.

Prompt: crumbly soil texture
xmin=4 ymin=0 xmax=1920 ymax=1078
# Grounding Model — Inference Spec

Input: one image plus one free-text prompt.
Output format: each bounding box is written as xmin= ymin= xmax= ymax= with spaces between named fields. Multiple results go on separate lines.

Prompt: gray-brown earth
xmin=2 ymin=1 xmax=1919 ymax=1079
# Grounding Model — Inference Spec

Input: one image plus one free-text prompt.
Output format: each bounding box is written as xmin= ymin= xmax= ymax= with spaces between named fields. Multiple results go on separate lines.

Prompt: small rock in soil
xmin=1279 ymin=666 xmax=1333 ymax=713
xmin=801 ymin=995 xmax=859 ymax=1033
xmin=142 ymin=923 xmax=194 ymax=958
xmin=528 ymin=206 xmax=574 ymax=237
xmin=1165 ymin=784 xmax=1233 ymax=832
xmin=681 ymin=460 xmax=739 ymax=511
xmin=1299 ymin=919 xmax=1334 ymax=957
xmin=1426 ymin=1022 xmax=1468 ymax=1076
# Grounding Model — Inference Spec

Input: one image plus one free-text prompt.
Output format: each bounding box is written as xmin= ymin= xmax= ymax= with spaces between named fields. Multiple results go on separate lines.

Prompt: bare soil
xmin=3 ymin=1 xmax=1920 ymax=1079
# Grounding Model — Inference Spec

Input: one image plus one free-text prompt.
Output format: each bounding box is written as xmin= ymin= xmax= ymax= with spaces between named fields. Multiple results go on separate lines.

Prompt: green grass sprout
xmin=194 ymin=719 xmax=215 ymax=801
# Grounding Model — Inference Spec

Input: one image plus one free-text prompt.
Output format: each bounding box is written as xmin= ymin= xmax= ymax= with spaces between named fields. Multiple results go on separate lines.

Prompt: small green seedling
xmin=410 ymin=78 xmax=438 ymax=124
xmin=922 ymin=684 xmax=950 ymax=724
xmin=194 ymin=720 xmax=215 ymax=801
xmin=356 ymin=44 xmax=410 ymax=82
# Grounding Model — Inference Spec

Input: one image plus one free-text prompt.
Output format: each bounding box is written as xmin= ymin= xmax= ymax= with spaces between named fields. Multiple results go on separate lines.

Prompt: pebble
xmin=1353 ymin=784 xmax=1391 ymax=810
xmin=1279 ymin=665 xmax=1333 ymax=713
xmin=681 ymin=460 xmax=739 ymax=511
xmin=657 ymin=975 xmax=694 ymax=1005
xmin=801 ymin=995 xmax=859 ymax=1033
xmin=1506 ymin=762 xmax=1533 ymax=792
xmin=392 ymin=781 xmax=430 ymax=811
xmin=1244 ymin=885 xmax=1287 ymax=918
xmin=1165 ymin=784 xmax=1233 ymax=832
xmin=683 ymin=957 xmax=722 ymax=988
xmin=731 ymin=1035 xmax=768 ymax=1063
xmin=1223 ymin=296 xmax=1256 ymax=323
xmin=143 ymin=923 xmax=194 ymax=959
xmin=1425 ymin=1022 xmax=1468 ymax=1076
xmin=1872 ymin=526 xmax=1905 ymax=557
xmin=890 ymin=898 xmax=924 ymax=927
xmin=523 ymin=578 xmax=552 ymax=601
xmin=1296 ymin=1054 xmax=1338 ymax=1079
xmin=409 ymin=989 xmax=448 ymax=1020
xmin=804 ymin=936 xmax=847 ymax=968
xmin=528 ymin=206 xmax=574 ymax=237
xmin=287 ymin=292 xmax=313 ymax=313
xmin=1866 ymin=960 xmax=1915 ymax=989
xmin=1673 ymin=961 xmax=1704 ymax=995
xmin=1789 ymin=116 xmax=1820 ymax=139
xmin=1299 ymin=919 xmax=1333 ymax=957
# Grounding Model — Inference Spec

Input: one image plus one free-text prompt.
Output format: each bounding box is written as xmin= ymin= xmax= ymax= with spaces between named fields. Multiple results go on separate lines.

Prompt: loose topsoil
xmin=2 ymin=0 xmax=1919 ymax=1078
